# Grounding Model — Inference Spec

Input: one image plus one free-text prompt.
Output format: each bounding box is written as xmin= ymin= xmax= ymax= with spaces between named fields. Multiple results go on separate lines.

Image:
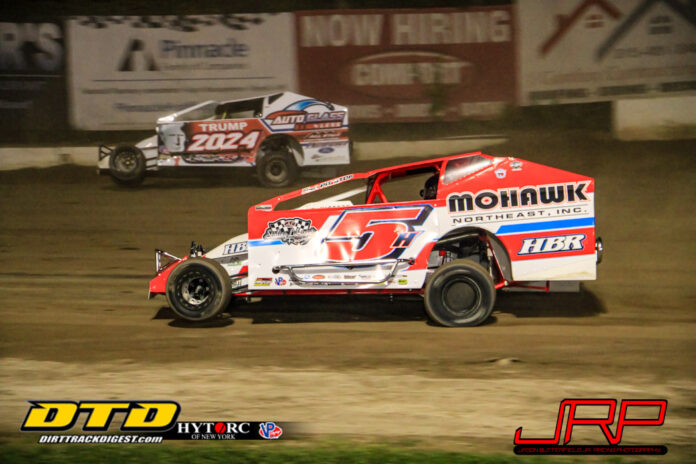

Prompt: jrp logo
xmin=514 ymin=399 xmax=668 ymax=455
xmin=21 ymin=401 xmax=180 ymax=432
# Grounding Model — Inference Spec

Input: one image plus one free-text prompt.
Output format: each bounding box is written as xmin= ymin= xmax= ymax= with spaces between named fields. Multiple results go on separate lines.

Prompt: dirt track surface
xmin=1 ymin=131 xmax=695 ymax=458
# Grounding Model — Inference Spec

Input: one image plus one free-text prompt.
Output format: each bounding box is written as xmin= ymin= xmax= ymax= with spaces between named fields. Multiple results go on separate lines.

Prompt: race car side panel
xmin=156 ymin=94 xmax=349 ymax=168
xmin=247 ymin=202 xmax=439 ymax=290
xmin=439 ymin=157 xmax=597 ymax=280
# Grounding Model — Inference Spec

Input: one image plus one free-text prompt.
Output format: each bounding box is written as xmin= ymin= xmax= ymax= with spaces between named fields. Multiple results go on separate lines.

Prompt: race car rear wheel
xmin=109 ymin=145 xmax=146 ymax=187
xmin=166 ymin=258 xmax=231 ymax=322
xmin=424 ymin=260 xmax=496 ymax=327
xmin=256 ymin=150 xmax=299 ymax=188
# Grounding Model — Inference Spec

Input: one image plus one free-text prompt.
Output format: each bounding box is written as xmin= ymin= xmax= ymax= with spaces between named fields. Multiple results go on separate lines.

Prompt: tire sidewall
xmin=256 ymin=150 xmax=299 ymax=188
xmin=425 ymin=260 xmax=496 ymax=327
xmin=166 ymin=258 xmax=231 ymax=321
xmin=109 ymin=145 xmax=146 ymax=185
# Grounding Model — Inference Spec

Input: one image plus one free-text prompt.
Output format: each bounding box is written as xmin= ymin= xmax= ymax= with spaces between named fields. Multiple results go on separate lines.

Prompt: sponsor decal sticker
xmin=301 ymin=174 xmax=354 ymax=194
xmin=254 ymin=278 xmax=272 ymax=287
xmin=518 ymin=234 xmax=586 ymax=255
xmin=495 ymin=168 xmax=506 ymax=178
xmin=448 ymin=182 xmax=589 ymax=213
xmin=223 ymin=242 xmax=248 ymax=255
xmin=511 ymin=160 xmax=523 ymax=171
xmin=451 ymin=206 xmax=590 ymax=226
xmin=274 ymin=277 xmax=287 ymax=286
xmin=259 ymin=422 xmax=283 ymax=439
xmin=267 ymin=105 xmax=345 ymax=131
xmin=262 ymin=217 xmax=317 ymax=245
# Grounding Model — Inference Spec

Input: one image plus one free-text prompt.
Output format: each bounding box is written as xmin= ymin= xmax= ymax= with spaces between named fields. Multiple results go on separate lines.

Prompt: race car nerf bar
xmin=98 ymin=144 xmax=112 ymax=160
xmin=272 ymin=258 xmax=415 ymax=286
xmin=155 ymin=249 xmax=180 ymax=273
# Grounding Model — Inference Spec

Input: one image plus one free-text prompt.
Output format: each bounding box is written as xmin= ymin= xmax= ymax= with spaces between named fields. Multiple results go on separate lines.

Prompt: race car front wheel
xmin=166 ymin=258 xmax=232 ymax=322
xmin=256 ymin=150 xmax=299 ymax=188
xmin=109 ymin=145 xmax=146 ymax=187
xmin=424 ymin=260 xmax=496 ymax=327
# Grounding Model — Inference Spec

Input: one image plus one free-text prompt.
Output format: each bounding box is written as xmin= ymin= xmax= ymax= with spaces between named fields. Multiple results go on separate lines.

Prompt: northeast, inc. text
xmin=451 ymin=206 xmax=589 ymax=226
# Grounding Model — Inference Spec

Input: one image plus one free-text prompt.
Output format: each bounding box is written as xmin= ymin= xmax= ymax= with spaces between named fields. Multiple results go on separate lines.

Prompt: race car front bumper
xmin=148 ymin=250 xmax=183 ymax=299
xmin=96 ymin=145 xmax=112 ymax=173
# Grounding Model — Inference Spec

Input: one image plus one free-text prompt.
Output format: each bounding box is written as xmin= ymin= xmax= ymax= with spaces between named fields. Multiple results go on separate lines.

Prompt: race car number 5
xmin=188 ymin=131 xmax=260 ymax=152
xmin=324 ymin=205 xmax=432 ymax=261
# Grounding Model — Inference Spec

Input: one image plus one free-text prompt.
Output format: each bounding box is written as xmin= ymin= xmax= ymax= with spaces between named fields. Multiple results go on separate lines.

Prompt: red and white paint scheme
xmin=149 ymin=152 xmax=602 ymax=327
xmin=98 ymin=92 xmax=350 ymax=188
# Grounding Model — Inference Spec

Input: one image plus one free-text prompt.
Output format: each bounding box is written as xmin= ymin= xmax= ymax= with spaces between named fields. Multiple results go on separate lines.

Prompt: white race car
xmin=98 ymin=92 xmax=350 ymax=187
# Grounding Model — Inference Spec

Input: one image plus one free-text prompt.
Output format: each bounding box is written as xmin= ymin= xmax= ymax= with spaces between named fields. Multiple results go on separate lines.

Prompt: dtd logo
xmin=21 ymin=401 xmax=180 ymax=431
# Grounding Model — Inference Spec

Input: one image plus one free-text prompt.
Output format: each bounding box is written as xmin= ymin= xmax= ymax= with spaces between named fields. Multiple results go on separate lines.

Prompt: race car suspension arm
xmin=272 ymin=258 xmax=415 ymax=286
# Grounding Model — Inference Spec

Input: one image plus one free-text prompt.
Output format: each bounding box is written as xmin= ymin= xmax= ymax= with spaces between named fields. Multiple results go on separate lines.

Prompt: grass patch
xmin=0 ymin=437 xmax=611 ymax=464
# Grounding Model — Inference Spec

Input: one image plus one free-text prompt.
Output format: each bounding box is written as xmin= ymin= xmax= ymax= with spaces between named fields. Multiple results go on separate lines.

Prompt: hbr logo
xmin=518 ymin=234 xmax=585 ymax=255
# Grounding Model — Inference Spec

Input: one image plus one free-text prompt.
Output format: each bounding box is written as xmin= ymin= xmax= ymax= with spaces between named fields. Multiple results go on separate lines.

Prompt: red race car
xmin=149 ymin=152 xmax=602 ymax=327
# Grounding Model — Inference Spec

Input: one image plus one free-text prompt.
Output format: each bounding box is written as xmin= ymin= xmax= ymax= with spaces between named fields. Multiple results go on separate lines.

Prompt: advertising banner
xmin=67 ymin=14 xmax=296 ymax=130
xmin=518 ymin=0 xmax=696 ymax=105
xmin=295 ymin=7 xmax=516 ymax=122
xmin=0 ymin=22 xmax=67 ymax=135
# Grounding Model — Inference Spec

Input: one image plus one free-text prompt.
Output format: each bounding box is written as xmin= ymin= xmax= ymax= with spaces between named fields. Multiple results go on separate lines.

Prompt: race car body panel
xmin=244 ymin=153 xmax=596 ymax=291
xmin=205 ymin=233 xmax=249 ymax=279
xmin=149 ymin=152 xmax=599 ymax=299
xmin=154 ymin=92 xmax=349 ymax=168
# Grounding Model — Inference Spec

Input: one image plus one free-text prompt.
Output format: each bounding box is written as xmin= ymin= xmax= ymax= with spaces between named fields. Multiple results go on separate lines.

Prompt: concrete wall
xmin=614 ymin=95 xmax=696 ymax=141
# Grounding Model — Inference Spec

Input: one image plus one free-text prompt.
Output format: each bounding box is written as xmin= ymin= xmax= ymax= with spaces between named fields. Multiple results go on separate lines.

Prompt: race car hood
xmin=136 ymin=135 xmax=157 ymax=150
xmin=205 ymin=233 xmax=249 ymax=277
xmin=148 ymin=233 xmax=249 ymax=297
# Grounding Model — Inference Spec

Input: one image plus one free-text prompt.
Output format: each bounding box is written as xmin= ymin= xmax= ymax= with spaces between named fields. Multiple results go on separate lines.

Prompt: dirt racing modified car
xmin=149 ymin=152 xmax=602 ymax=327
xmin=98 ymin=92 xmax=350 ymax=187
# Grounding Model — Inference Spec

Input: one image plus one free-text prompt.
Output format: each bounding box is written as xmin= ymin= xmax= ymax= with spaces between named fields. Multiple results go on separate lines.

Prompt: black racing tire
xmin=109 ymin=145 xmax=146 ymax=187
xmin=424 ymin=259 xmax=496 ymax=327
xmin=165 ymin=258 xmax=232 ymax=322
xmin=256 ymin=150 xmax=299 ymax=188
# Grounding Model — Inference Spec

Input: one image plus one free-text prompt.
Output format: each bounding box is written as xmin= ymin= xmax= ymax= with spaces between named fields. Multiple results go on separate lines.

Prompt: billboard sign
xmin=518 ymin=0 xmax=696 ymax=105
xmin=67 ymin=14 xmax=296 ymax=130
xmin=0 ymin=22 xmax=67 ymax=134
xmin=295 ymin=7 xmax=516 ymax=122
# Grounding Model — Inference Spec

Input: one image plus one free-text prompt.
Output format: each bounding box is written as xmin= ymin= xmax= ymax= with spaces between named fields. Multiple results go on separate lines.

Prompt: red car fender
xmin=149 ymin=257 xmax=186 ymax=296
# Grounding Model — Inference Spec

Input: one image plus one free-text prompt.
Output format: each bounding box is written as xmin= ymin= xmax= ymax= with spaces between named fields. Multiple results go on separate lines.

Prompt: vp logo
xmin=118 ymin=39 xmax=158 ymax=71
xmin=21 ymin=401 xmax=180 ymax=431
